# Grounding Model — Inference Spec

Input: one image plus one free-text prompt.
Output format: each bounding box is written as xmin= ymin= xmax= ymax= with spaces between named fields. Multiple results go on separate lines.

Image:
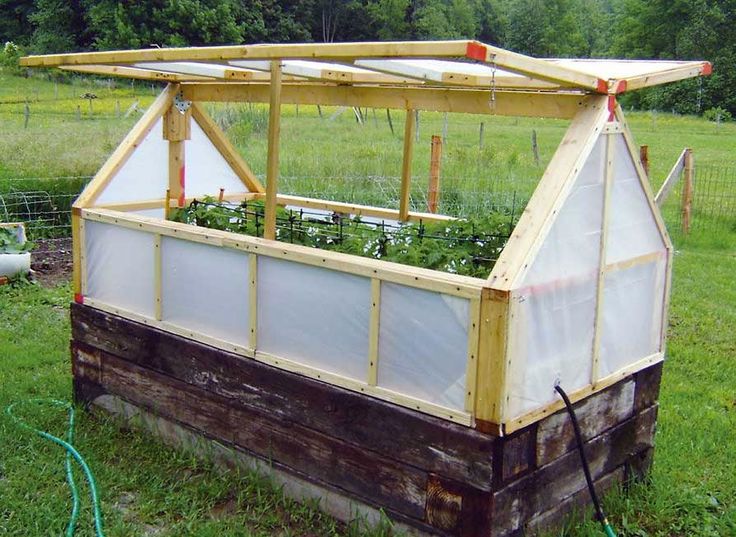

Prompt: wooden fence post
xmin=23 ymin=102 xmax=30 ymax=129
xmin=428 ymin=135 xmax=442 ymax=213
xmin=640 ymin=145 xmax=649 ymax=178
xmin=479 ymin=122 xmax=485 ymax=150
xmin=682 ymin=148 xmax=694 ymax=234
xmin=531 ymin=129 xmax=540 ymax=166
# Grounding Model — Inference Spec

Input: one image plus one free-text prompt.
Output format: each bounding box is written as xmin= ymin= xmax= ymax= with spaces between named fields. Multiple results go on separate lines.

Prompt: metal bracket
xmin=174 ymin=91 xmax=191 ymax=114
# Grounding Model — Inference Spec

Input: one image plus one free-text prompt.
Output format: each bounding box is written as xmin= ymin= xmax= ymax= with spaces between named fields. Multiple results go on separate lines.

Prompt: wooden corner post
xmin=473 ymin=287 xmax=510 ymax=433
xmin=264 ymin=60 xmax=283 ymax=240
xmin=163 ymin=85 xmax=192 ymax=214
xmin=399 ymin=109 xmax=416 ymax=221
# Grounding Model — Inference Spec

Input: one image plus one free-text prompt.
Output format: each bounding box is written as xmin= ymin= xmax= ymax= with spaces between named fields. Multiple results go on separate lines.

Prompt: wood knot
xmin=425 ymin=475 xmax=462 ymax=531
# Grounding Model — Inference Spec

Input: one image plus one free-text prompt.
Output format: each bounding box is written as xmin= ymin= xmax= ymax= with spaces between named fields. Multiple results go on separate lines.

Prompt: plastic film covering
xmin=606 ymin=135 xmax=665 ymax=264
xmin=599 ymin=260 xmax=665 ymax=377
xmin=161 ymin=238 xmax=250 ymax=347
xmin=84 ymin=221 xmax=155 ymax=317
xmin=186 ymin=119 xmax=249 ymax=198
xmin=96 ymin=119 xmax=168 ymax=205
xmin=258 ymin=257 xmax=371 ymax=381
xmin=130 ymin=208 xmax=165 ymax=219
xmin=377 ymin=283 xmax=469 ymax=410
xmin=507 ymin=136 xmax=606 ymax=419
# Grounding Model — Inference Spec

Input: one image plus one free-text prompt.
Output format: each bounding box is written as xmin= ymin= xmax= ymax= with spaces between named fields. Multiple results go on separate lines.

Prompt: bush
xmin=703 ymin=107 xmax=732 ymax=122
xmin=1 ymin=42 xmax=24 ymax=76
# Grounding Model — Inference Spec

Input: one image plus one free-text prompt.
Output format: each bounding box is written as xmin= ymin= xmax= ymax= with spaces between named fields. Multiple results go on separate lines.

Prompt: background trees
xmin=1 ymin=0 xmax=733 ymax=116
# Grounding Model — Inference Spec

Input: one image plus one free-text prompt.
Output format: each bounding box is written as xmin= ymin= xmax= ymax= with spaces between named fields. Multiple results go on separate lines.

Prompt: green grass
xmin=1 ymin=71 xmax=735 ymax=536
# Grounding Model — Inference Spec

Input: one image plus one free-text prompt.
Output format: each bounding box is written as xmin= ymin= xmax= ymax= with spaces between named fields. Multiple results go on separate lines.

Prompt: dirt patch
xmin=30 ymin=237 xmax=73 ymax=287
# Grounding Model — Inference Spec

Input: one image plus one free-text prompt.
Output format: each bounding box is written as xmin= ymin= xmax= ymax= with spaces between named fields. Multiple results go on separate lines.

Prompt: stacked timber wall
xmin=71 ymin=303 xmax=661 ymax=537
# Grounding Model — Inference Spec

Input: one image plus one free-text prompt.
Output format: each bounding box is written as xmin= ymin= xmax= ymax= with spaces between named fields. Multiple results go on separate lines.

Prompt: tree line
xmin=1 ymin=0 xmax=734 ymax=117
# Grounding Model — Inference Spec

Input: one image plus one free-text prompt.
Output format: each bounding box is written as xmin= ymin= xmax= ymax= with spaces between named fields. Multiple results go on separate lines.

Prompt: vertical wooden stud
xmin=591 ymin=132 xmax=615 ymax=384
xmin=465 ymin=297 xmax=481 ymax=412
xmin=154 ymin=234 xmax=162 ymax=321
xmin=78 ymin=217 xmax=87 ymax=295
xmin=264 ymin=60 xmax=283 ymax=241
xmin=249 ymin=254 xmax=258 ymax=350
xmin=368 ymin=278 xmax=381 ymax=386
xmin=71 ymin=210 xmax=82 ymax=297
xmin=427 ymin=135 xmax=442 ymax=213
xmin=399 ymin=109 xmax=416 ymax=221
xmin=682 ymin=148 xmax=693 ymax=234
xmin=164 ymin=189 xmax=172 ymax=220
xmin=473 ymin=288 xmax=510 ymax=428
xmin=163 ymin=89 xmax=191 ymax=209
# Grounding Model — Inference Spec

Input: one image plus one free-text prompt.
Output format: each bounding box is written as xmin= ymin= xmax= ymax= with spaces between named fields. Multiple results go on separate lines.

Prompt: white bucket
xmin=0 ymin=252 xmax=31 ymax=278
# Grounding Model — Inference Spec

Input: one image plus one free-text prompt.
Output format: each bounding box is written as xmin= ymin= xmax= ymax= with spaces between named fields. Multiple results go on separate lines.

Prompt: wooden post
xmin=163 ymin=92 xmax=191 ymax=209
xmin=386 ymin=109 xmax=394 ymax=135
xmin=682 ymin=148 xmax=693 ymax=234
xmin=264 ymin=60 xmax=283 ymax=241
xmin=442 ymin=112 xmax=448 ymax=143
xmin=415 ymin=110 xmax=420 ymax=142
xmin=531 ymin=129 xmax=540 ymax=166
xmin=640 ymin=145 xmax=649 ymax=178
xmin=427 ymin=135 xmax=442 ymax=213
xmin=399 ymin=109 xmax=416 ymax=221
xmin=115 ymin=100 xmax=121 ymax=118
xmin=23 ymin=102 xmax=29 ymax=129
xmin=479 ymin=122 xmax=485 ymax=150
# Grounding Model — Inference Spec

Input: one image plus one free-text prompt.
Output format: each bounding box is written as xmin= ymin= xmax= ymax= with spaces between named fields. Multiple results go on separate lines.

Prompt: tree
xmin=29 ymin=0 xmax=88 ymax=53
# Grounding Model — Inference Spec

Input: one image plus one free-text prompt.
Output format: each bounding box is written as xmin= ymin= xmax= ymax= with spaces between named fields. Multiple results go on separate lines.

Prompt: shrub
xmin=703 ymin=106 xmax=732 ymax=122
xmin=1 ymin=42 xmax=24 ymax=76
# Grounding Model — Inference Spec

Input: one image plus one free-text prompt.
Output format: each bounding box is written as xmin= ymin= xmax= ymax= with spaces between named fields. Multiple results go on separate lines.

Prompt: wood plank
xmin=535 ymin=378 xmax=634 ymax=466
xmin=190 ymin=103 xmax=265 ymax=193
xmin=465 ymin=298 xmax=481 ymax=412
xmin=249 ymin=254 xmax=257 ymax=349
xmin=264 ymin=61 xmax=283 ymax=240
xmin=153 ymin=234 xmax=162 ymax=320
xmin=655 ymin=148 xmax=687 ymax=207
xmin=71 ymin=303 xmax=496 ymax=490
xmin=58 ymin=64 xmax=213 ymax=82
xmin=368 ymin=278 xmax=380 ymax=386
xmin=72 ymin=341 xmax=432 ymax=520
xmin=633 ymin=361 xmax=663 ymax=414
xmin=490 ymin=405 xmax=657 ymax=536
xmin=399 ymin=109 xmax=416 ymax=221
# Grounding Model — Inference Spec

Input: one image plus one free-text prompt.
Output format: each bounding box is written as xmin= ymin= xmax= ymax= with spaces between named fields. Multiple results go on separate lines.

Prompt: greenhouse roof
xmin=21 ymin=40 xmax=710 ymax=94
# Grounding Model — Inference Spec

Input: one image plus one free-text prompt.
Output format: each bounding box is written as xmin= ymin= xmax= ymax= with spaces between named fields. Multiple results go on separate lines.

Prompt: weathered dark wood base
xmin=71 ymin=303 xmax=662 ymax=536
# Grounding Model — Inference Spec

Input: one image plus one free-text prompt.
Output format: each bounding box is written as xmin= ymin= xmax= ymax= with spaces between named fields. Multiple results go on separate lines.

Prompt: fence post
xmin=479 ymin=122 xmax=485 ymax=150
xmin=23 ymin=101 xmax=30 ymax=129
xmin=682 ymin=148 xmax=694 ymax=234
xmin=640 ymin=145 xmax=649 ymax=177
xmin=386 ymin=109 xmax=394 ymax=135
xmin=428 ymin=135 xmax=442 ymax=213
xmin=531 ymin=129 xmax=540 ymax=166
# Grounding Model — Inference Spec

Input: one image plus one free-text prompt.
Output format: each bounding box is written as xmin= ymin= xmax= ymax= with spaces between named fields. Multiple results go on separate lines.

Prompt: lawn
xmin=1 ymin=71 xmax=735 ymax=536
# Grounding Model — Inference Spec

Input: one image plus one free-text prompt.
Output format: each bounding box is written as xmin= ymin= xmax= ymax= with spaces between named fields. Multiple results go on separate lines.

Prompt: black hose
xmin=554 ymin=384 xmax=617 ymax=537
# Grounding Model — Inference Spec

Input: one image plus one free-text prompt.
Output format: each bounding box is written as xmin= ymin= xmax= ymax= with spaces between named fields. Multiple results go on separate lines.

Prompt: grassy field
xmin=1 ymin=71 xmax=735 ymax=536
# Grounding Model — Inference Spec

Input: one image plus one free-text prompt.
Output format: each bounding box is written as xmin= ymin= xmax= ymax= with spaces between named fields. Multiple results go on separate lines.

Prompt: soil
xmin=30 ymin=237 xmax=73 ymax=287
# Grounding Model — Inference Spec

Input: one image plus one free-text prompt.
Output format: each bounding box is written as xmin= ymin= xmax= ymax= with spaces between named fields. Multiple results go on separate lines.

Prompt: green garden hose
xmin=6 ymin=399 xmax=106 ymax=537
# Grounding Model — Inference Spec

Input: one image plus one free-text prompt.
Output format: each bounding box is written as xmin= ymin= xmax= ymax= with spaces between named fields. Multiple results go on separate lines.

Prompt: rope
xmin=5 ymin=399 xmax=106 ymax=537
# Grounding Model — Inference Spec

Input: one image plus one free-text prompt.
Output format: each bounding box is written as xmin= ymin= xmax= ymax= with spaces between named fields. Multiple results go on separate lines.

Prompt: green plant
xmin=703 ymin=107 xmax=732 ymax=122
xmin=0 ymin=226 xmax=33 ymax=254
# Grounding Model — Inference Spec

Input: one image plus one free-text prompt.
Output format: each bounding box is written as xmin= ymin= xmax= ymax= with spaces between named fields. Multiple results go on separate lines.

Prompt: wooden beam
xmin=76 ymin=84 xmax=176 ymax=208
xmin=163 ymin=100 xmax=191 ymax=207
xmin=249 ymin=254 xmax=258 ymax=349
xmin=154 ymin=234 xmax=162 ymax=321
xmin=190 ymin=103 xmax=265 ymax=193
xmin=620 ymin=62 xmax=711 ymax=91
xmin=58 ymin=64 xmax=213 ymax=82
xmin=264 ymin=61 xmax=282 ymax=240
xmin=368 ymin=279 xmax=381 ymax=386
xmin=181 ymin=84 xmax=586 ymax=119
xmin=682 ymin=148 xmax=694 ymax=234
xmin=464 ymin=298 xmax=481 ymax=412
xmin=399 ymin=109 xmax=416 ymax=221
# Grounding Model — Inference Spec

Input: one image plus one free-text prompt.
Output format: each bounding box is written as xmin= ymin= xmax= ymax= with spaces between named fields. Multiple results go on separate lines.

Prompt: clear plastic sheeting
xmin=606 ymin=135 xmax=665 ymax=264
xmin=257 ymin=257 xmax=371 ymax=381
xmin=377 ymin=283 xmax=469 ymax=410
xmin=161 ymin=238 xmax=250 ymax=347
xmin=523 ymin=136 xmax=605 ymax=286
xmin=186 ymin=119 xmax=250 ymax=199
xmin=84 ymin=221 xmax=155 ymax=317
xmin=599 ymin=260 xmax=666 ymax=377
xmin=507 ymin=136 xmax=605 ymax=419
xmin=130 ymin=208 xmax=165 ymax=219
xmin=96 ymin=119 xmax=168 ymax=205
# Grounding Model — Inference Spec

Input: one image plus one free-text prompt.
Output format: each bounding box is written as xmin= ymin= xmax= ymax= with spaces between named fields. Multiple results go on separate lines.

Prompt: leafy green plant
xmin=171 ymin=197 xmax=513 ymax=277
xmin=0 ymin=226 xmax=33 ymax=254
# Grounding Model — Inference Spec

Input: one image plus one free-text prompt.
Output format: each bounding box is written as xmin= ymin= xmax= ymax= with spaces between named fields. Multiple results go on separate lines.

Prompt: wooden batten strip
xmin=154 ymin=234 xmax=162 ymax=321
xmin=190 ymin=103 xmax=265 ymax=193
xmin=59 ymin=64 xmax=213 ymax=82
xmin=474 ymin=288 xmax=510 ymax=426
xmin=368 ymin=279 xmax=381 ymax=386
xmin=249 ymin=254 xmax=258 ymax=350
xmin=504 ymin=352 xmax=664 ymax=434
xmin=76 ymin=84 xmax=177 ymax=208
xmin=71 ymin=212 xmax=82 ymax=296
xmin=655 ymin=148 xmax=687 ymax=207
xmin=95 ymin=192 xmax=260 ymax=212
xmin=79 ymin=209 xmax=486 ymax=299
xmin=78 ymin=217 xmax=87 ymax=295
xmin=464 ymin=297 xmax=481 ymax=412
xmin=591 ymin=133 xmax=615 ymax=384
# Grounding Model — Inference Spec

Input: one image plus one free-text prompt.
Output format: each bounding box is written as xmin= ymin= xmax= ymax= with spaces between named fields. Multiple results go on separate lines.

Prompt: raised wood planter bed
xmin=71 ymin=303 xmax=661 ymax=536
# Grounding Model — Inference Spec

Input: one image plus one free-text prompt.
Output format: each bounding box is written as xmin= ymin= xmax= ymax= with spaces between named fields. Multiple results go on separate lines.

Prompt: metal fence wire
xmin=689 ymin=164 xmax=736 ymax=233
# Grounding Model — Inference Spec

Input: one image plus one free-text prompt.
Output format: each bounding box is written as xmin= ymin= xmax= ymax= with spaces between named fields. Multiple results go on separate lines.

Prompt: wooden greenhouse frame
xmin=23 ymin=41 xmax=710 ymax=536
